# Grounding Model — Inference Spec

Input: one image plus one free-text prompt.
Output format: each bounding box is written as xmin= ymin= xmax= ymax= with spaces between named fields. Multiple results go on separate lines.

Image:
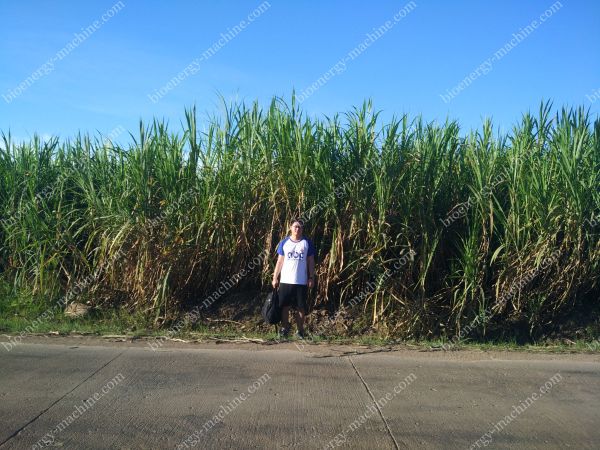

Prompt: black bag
xmin=262 ymin=289 xmax=281 ymax=325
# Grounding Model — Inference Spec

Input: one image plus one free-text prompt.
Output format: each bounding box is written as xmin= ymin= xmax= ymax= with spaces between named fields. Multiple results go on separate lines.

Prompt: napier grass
xmin=0 ymin=98 xmax=599 ymax=340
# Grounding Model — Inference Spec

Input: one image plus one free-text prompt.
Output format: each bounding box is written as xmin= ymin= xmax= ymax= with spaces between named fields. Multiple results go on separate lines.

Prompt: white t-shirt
xmin=276 ymin=236 xmax=315 ymax=285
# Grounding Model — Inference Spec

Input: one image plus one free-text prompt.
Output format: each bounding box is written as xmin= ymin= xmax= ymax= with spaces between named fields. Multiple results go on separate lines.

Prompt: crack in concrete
xmin=308 ymin=348 xmax=398 ymax=358
xmin=348 ymin=356 xmax=401 ymax=450
xmin=0 ymin=349 xmax=126 ymax=448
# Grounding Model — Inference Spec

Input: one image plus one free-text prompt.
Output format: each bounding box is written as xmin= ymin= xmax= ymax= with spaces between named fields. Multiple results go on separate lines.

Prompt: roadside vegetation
xmin=1 ymin=98 xmax=599 ymax=343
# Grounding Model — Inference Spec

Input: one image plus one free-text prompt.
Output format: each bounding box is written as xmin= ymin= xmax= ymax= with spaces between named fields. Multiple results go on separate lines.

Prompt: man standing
xmin=272 ymin=219 xmax=316 ymax=339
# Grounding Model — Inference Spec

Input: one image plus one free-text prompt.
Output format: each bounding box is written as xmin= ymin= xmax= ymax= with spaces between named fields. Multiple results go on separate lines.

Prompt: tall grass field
xmin=1 ymin=98 xmax=599 ymax=340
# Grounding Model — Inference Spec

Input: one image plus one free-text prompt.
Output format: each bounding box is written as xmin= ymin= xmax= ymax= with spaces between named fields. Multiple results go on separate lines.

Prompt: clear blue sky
xmin=1 ymin=0 xmax=599 ymax=144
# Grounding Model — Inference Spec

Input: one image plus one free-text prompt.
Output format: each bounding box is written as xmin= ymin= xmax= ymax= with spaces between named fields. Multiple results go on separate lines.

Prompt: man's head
xmin=289 ymin=218 xmax=304 ymax=240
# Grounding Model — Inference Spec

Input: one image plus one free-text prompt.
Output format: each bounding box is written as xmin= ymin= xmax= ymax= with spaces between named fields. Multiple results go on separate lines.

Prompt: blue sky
xmin=1 ymin=0 xmax=598 ymax=144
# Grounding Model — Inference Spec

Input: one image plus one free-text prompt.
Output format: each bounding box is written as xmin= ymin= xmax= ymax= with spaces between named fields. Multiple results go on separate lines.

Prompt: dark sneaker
xmin=294 ymin=330 xmax=306 ymax=340
xmin=278 ymin=327 xmax=290 ymax=339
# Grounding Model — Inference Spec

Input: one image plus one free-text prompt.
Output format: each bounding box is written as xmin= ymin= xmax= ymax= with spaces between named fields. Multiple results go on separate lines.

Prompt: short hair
xmin=290 ymin=218 xmax=304 ymax=227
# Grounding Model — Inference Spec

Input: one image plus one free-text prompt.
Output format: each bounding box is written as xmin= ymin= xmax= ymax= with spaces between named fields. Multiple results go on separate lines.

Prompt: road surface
xmin=0 ymin=335 xmax=598 ymax=449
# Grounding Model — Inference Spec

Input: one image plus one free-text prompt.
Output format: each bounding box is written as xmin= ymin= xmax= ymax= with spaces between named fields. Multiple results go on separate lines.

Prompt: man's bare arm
xmin=272 ymin=255 xmax=285 ymax=288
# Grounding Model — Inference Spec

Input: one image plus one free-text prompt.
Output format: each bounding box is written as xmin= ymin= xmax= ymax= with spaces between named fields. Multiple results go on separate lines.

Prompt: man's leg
xmin=281 ymin=306 xmax=291 ymax=330
xmin=294 ymin=284 xmax=308 ymax=334
xmin=294 ymin=308 xmax=305 ymax=333
xmin=278 ymin=283 xmax=291 ymax=337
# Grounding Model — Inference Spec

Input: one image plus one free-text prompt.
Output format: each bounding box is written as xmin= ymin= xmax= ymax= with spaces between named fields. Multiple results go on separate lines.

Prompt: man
xmin=272 ymin=218 xmax=316 ymax=339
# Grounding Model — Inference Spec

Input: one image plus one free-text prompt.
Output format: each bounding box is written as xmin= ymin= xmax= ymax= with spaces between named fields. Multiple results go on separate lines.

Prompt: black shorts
xmin=278 ymin=283 xmax=308 ymax=312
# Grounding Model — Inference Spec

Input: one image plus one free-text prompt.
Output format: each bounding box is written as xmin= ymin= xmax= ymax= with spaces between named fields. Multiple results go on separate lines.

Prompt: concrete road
xmin=0 ymin=336 xmax=598 ymax=449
